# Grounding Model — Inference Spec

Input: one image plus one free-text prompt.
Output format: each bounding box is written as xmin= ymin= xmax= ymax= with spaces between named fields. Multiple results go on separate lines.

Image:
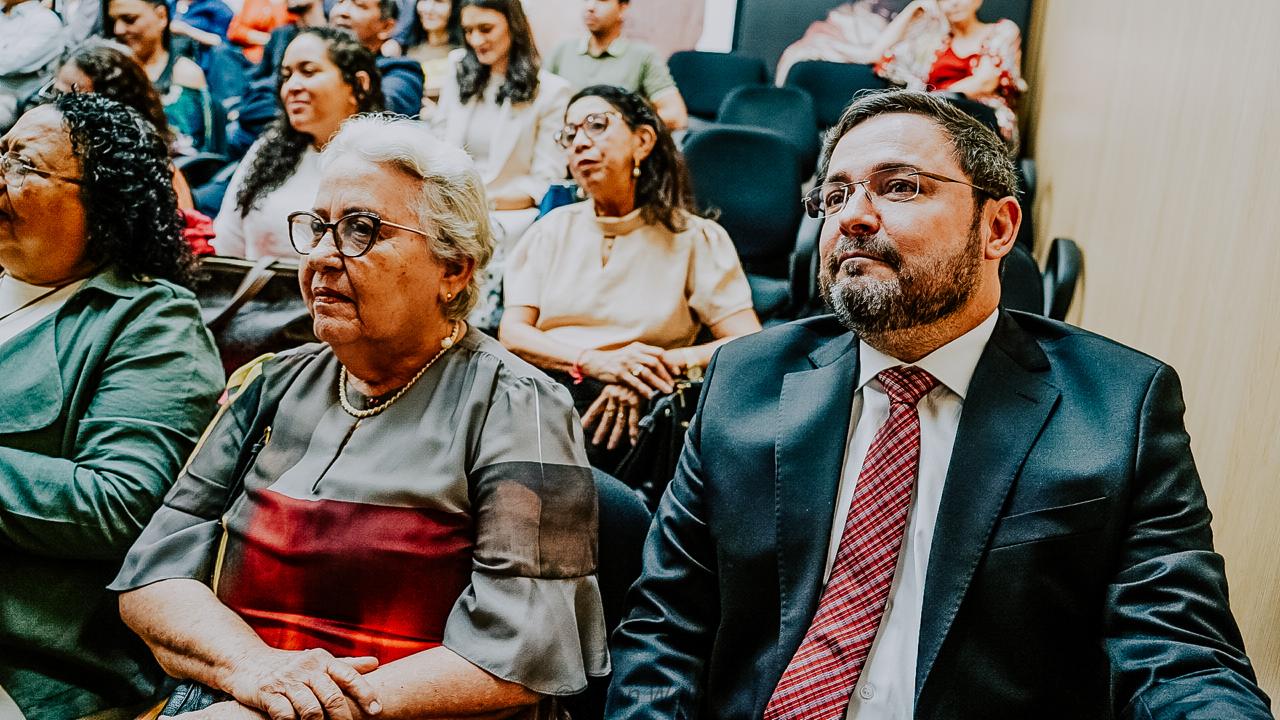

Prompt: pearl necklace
xmin=338 ymin=321 xmax=460 ymax=419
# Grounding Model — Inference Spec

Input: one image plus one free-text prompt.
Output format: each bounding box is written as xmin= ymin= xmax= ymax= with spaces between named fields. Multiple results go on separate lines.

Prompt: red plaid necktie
xmin=764 ymin=366 xmax=939 ymax=720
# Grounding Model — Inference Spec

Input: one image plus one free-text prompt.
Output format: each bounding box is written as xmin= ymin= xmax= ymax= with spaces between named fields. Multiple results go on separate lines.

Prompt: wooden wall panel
xmin=1027 ymin=0 xmax=1280 ymax=694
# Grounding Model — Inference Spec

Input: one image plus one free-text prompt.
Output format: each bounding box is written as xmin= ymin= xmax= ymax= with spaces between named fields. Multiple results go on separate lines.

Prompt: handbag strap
xmin=207 ymin=256 xmax=281 ymax=333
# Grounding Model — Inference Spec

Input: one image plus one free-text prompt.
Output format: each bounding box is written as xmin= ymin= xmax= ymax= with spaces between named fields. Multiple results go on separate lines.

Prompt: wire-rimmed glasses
xmin=802 ymin=166 xmax=995 ymax=218
xmin=287 ymin=210 xmax=430 ymax=258
xmin=554 ymin=111 xmax=622 ymax=149
xmin=0 ymin=152 xmax=82 ymax=189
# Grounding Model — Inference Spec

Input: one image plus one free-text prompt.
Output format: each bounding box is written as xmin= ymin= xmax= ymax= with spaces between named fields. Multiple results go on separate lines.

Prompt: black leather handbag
xmin=614 ymin=378 xmax=703 ymax=511
xmin=196 ymin=256 xmax=316 ymax=376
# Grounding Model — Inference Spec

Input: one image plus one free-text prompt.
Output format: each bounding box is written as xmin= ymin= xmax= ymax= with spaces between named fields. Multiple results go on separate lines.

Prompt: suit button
xmin=859 ymin=683 xmax=875 ymax=700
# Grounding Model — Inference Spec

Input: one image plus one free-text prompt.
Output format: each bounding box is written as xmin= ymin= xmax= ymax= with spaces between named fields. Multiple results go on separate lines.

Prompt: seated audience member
xmin=400 ymin=0 xmax=461 ymax=105
xmin=433 ymin=0 xmax=570 ymax=326
xmin=546 ymin=0 xmax=687 ymax=131
xmin=871 ymin=0 xmax=1025 ymax=143
xmin=605 ymin=90 xmax=1273 ymax=719
xmin=171 ymin=0 xmax=235 ymax=50
xmin=500 ymin=85 xmax=760 ymax=468
xmin=0 ymin=0 xmax=66 ymax=132
xmin=228 ymin=3 xmax=424 ymax=158
xmin=228 ymin=0 xmax=292 ymax=63
xmin=49 ymin=38 xmax=197 ymax=208
xmin=0 ymin=93 xmax=222 ymax=720
xmin=214 ymin=27 xmax=384 ymax=258
xmin=113 ymin=114 xmax=608 ymax=720
xmin=105 ymin=0 xmax=221 ymax=153
xmin=774 ymin=0 xmax=908 ymax=84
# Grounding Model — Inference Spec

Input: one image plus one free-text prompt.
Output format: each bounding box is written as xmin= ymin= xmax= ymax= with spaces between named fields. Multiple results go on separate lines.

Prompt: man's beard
xmin=818 ymin=221 xmax=984 ymax=337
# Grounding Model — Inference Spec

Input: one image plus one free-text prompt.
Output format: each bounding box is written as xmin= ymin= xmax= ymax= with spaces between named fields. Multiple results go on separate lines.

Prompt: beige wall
xmin=1026 ymin=0 xmax=1280 ymax=694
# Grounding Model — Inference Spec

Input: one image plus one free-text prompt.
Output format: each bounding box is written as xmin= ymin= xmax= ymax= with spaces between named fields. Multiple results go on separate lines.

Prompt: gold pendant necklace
xmin=338 ymin=321 xmax=460 ymax=419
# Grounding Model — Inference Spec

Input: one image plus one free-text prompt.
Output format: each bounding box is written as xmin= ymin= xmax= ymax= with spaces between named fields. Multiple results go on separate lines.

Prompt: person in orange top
xmin=227 ymin=0 xmax=293 ymax=63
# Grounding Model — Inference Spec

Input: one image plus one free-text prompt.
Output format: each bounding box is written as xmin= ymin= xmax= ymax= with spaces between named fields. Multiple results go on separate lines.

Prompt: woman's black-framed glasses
xmin=287 ymin=210 xmax=430 ymax=258
xmin=801 ymin=167 xmax=996 ymax=218
xmin=554 ymin=111 xmax=621 ymax=149
xmin=0 ymin=152 xmax=82 ymax=189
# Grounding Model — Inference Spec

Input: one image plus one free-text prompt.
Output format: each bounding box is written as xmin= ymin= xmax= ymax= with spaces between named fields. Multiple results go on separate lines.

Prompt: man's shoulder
xmin=1004 ymin=310 xmax=1167 ymax=372
xmin=712 ymin=315 xmax=851 ymax=371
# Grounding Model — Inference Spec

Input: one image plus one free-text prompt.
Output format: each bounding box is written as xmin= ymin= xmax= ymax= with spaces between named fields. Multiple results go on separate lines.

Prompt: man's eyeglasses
xmin=554 ymin=111 xmax=621 ymax=149
xmin=0 ymin=152 xmax=82 ymax=189
xmin=802 ymin=167 xmax=995 ymax=218
xmin=287 ymin=210 xmax=430 ymax=258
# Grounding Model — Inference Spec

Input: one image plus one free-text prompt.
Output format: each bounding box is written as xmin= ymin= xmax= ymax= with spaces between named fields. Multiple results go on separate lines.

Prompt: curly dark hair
xmin=61 ymin=38 xmax=175 ymax=150
xmin=404 ymin=0 xmax=462 ymax=51
xmin=52 ymin=93 xmax=195 ymax=285
xmin=456 ymin=0 xmax=540 ymax=106
xmin=235 ymin=27 xmax=384 ymax=218
xmin=569 ymin=85 xmax=696 ymax=233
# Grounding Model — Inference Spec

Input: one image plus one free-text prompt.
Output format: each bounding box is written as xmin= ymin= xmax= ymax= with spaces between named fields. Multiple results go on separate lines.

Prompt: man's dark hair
xmin=52 ymin=92 xmax=195 ymax=286
xmin=376 ymin=0 xmax=398 ymax=22
xmin=457 ymin=0 xmax=540 ymax=105
xmin=236 ymin=27 xmax=384 ymax=217
xmin=570 ymin=84 xmax=695 ymax=233
xmin=818 ymin=89 xmax=1019 ymax=206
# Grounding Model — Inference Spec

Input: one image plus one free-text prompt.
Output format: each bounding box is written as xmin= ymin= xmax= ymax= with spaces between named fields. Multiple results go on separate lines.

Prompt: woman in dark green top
xmin=0 ymin=93 xmax=223 ymax=719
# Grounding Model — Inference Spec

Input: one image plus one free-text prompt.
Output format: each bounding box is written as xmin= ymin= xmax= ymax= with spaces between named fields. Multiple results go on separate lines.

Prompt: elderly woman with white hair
xmin=109 ymin=114 xmax=609 ymax=720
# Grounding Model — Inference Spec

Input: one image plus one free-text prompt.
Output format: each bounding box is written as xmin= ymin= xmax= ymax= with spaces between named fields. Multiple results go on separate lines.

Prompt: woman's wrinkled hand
xmin=224 ymin=648 xmax=382 ymax=720
xmin=184 ymin=701 xmax=266 ymax=719
xmin=582 ymin=343 xmax=675 ymax=396
xmin=582 ymin=384 xmax=645 ymax=450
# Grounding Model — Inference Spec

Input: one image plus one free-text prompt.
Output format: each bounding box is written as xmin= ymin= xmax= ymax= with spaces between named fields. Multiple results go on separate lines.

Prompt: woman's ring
xmin=631 ymin=366 xmax=643 ymax=376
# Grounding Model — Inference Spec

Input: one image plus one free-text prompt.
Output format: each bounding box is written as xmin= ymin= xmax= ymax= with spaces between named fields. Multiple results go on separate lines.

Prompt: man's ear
xmin=354 ymin=70 xmax=372 ymax=95
xmin=377 ymin=15 xmax=396 ymax=41
xmin=983 ymin=196 xmax=1021 ymax=261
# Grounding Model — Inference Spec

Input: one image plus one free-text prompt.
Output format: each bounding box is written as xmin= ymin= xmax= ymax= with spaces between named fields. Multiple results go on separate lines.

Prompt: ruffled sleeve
xmin=108 ymin=356 xmax=276 ymax=592
xmin=444 ymin=373 xmax=610 ymax=695
xmin=686 ymin=218 xmax=755 ymax=327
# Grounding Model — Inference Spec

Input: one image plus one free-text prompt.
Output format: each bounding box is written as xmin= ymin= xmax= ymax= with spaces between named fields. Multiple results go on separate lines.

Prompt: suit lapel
xmin=484 ymin=100 xmax=522 ymax=185
xmin=914 ymin=312 xmax=1061 ymax=704
xmin=774 ymin=332 xmax=858 ymax=673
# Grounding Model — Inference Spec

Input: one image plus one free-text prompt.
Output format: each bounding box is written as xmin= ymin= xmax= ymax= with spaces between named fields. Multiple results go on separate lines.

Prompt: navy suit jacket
xmin=605 ymin=312 xmax=1271 ymax=719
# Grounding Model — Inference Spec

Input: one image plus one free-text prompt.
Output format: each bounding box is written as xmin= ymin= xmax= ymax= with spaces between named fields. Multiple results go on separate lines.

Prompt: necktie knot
xmin=877 ymin=366 xmax=938 ymax=406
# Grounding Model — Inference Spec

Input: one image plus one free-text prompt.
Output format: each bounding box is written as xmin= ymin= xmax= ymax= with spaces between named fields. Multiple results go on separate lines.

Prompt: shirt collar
xmin=857 ymin=309 xmax=999 ymax=400
xmin=577 ymin=36 xmax=629 ymax=58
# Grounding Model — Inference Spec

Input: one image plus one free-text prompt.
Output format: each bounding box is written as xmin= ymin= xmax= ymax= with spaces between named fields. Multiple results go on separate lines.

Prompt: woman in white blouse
xmin=500 ymin=85 xmax=761 ymax=465
xmin=431 ymin=0 xmax=570 ymax=326
xmin=213 ymin=28 xmax=383 ymax=259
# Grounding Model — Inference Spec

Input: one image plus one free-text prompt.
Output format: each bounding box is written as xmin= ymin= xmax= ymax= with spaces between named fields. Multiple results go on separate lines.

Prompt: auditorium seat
xmin=1043 ymin=237 xmax=1083 ymax=320
xmin=683 ymin=125 xmax=804 ymax=320
xmin=717 ymin=85 xmax=819 ymax=180
xmin=668 ymin=51 xmax=769 ymax=122
xmin=783 ymin=61 xmax=889 ymax=129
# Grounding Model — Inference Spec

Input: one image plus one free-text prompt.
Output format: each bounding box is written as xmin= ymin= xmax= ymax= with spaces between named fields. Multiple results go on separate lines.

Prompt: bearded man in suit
xmin=604 ymin=89 xmax=1272 ymax=720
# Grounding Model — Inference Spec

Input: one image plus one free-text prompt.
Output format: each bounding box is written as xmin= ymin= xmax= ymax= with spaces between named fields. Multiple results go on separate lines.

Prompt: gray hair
xmin=321 ymin=114 xmax=494 ymax=320
xmin=818 ymin=90 xmax=1019 ymax=204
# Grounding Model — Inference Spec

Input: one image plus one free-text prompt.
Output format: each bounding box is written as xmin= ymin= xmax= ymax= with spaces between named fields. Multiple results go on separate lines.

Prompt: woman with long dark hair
xmin=213 ymin=27 xmax=384 ymax=259
xmin=430 ymin=0 xmax=571 ymax=327
xmin=103 ymin=0 xmax=219 ymax=153
xmin=500 ymin=85 xmax=760 ymax=467
xmin=403 ymin=0 xmax=461 ymax=104
xmin=48 ymin=38 xmax=198 ymax=208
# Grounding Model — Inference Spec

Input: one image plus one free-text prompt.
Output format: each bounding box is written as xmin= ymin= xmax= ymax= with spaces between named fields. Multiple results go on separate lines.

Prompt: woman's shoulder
xmin=456 ymin=330 xmax=573 ymax=404
xmin=172 ymin=56 xmax=209 ymax=91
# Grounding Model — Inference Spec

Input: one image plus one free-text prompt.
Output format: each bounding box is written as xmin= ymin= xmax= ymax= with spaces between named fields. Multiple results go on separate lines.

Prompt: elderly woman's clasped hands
xmin=194 ymin=648 xmax=382 ymax=720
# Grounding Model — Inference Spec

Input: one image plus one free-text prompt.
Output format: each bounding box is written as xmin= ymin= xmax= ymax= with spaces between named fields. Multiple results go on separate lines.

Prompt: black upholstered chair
xmin=667 ymin=51 xmax=769 ymax=122
xmin=1043 ymin=237 xmax=1083 ymax=320
xmin=683 ymin=125 xmax=805 ymax=320
xmin=717 ymin=85 xmax=820 ymax=180
xmin=783 ymin=60 xmax=889 ymax=129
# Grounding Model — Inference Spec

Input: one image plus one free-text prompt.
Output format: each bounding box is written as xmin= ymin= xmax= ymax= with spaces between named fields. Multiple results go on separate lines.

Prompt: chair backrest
xmin=682 ymin=125 xmax=804 ymax=278
xmin=1000 ymin=242 xmax=1044 ymax=315
xmin=783 ymin=61 xmax=889 ymax=128
xmin=1042 ymin=237 xmax=1083 ymax=320
xmin=667 ymin=50 xmax=768 ymax=120
xmin=717 ymin=85 xmax=819 ymax=179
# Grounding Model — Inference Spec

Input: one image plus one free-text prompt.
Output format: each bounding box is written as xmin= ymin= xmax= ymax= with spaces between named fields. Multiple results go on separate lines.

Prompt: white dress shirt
xmin=823 ymin=310 xmax=998 ymax=719
xmin=0 ymin=273 xmax=84 ymax=348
